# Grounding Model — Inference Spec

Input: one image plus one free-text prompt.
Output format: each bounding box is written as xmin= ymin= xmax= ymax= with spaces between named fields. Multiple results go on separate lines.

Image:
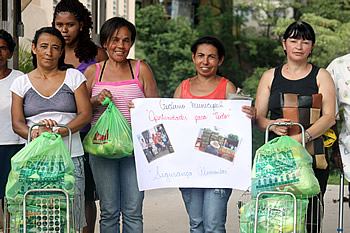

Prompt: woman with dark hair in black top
xmin=254 ymin=21 xmax=336 ymax=232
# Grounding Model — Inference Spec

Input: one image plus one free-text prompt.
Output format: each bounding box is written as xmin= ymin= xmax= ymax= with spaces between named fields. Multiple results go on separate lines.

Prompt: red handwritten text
xmin=194 ymin=115 xmax=207 ymax=124
xmin=213 ymin=112 xmax=230 ymax=120
xmin=149 ymin=110 xmax=187 ymax=123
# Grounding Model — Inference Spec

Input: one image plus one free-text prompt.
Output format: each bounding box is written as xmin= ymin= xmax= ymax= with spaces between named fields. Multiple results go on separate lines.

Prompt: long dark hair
xmin=100 ymin=17 xmax=136 ymax=47
xmin=53 ymin=0 xmax=97 ymax=63
xmin=32 ymin=27 xmax=72 ymax=70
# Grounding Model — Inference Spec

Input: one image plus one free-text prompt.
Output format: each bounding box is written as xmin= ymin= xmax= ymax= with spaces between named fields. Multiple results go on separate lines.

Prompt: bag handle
xmin=266 ymin=122 xmax=305 ymax=147
xmin=102 ymin=96 xmax=111 ymax=105
xmin=101 ymin=97 xmax=115 ymax=113
xmin=28 ymin=123 xmax=72 ymax=154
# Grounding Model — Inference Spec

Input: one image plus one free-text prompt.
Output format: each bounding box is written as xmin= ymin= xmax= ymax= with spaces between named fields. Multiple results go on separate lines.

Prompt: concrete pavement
xmin=92 ymin=185 xmax=350 ymax=232
xmin=0 ymin=185 xmax=346 ymax=232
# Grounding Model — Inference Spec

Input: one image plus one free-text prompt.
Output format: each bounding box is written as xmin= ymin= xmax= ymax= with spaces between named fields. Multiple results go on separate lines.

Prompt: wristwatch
xmin=305 ymin=130 xmax=312 ymax=143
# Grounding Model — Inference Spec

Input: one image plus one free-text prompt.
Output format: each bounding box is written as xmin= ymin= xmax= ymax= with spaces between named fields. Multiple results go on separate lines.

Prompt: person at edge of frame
xmin=254 ymin=21 xmax=336 ymax=232
xmin=0 ymin=29 xmax=25 ymax=223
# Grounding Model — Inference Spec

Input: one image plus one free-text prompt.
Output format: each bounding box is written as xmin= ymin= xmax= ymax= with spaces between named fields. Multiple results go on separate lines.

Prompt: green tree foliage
xmin=273 ymin=14 xmax=350 ymax=68
xmin=136 ymin=1 xmax=350 ymax=164
xmin=242 ymin=67 xmax=270 ymax=154
xmin=18 ymin=45 xmax=34 ymax=74
xmin=140 ymin=0 xmax=160 ymax=7
xmin=300 ymin=0 xmax=350 ymax=23
xmin=228 ymin=133 xmax=239 ymax=141
xmin=244 ymin=0 xmax=294 ymax=37
xmin=194 ymin=1 xmax=286 ymax=87
xmin=195 ymin=2 xmax=245 ymax=87
xmin=242 ymin=67 xmax=269 ymax=100
xmin=242 ymin=36 xmax=282 ymax=70
xmin=243 ymin=11 xmax=350 ymax=97
xmin=243 ymin=9 xmax=350 ymax=159
xmin=135 ymin=4 xmax=197 ymax=97
xmin=242 ymin=12 xmax=350 ymax=105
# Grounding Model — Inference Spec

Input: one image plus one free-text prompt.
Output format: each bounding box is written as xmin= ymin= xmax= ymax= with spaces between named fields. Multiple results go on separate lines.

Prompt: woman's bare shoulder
xmin=84 ymin=63 xmax=98 ymax=75
xmin=316 ymin=67 xmax=335 ymax=87
xmin=225 ymin=80 xmax=237 ymax=95
xmin=262 ymin=68 xmax=275 ymax=79
xmin=259 ymin=68 xmax=275 ymax=87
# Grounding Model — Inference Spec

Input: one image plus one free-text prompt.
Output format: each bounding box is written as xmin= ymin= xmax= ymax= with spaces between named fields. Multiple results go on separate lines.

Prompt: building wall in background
xmin=20 ymin=0 xmax=135 ymax=58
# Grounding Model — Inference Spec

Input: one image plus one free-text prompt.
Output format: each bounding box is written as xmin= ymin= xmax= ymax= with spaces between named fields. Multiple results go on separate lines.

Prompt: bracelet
xmin=305 ymin=130 xmax=312 ymax=142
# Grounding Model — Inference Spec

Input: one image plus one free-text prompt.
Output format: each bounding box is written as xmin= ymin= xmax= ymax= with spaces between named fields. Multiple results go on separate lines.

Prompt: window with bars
xmin=124 ymin=0 xmax=128 ymax=18
xmin=53 ymin=0 xmax=58 ymax=11
xmin=87 ymin=0 xmax=92 ymax=11
xmin=2 ymin=0 xmax=8 ymax=21
xmin=113 ymin=0 xmax=117 ymax=16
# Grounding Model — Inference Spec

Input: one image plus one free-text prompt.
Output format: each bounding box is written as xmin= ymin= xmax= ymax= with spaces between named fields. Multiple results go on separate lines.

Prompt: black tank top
xmin=268 ymin=63 xmax=320 ymax=121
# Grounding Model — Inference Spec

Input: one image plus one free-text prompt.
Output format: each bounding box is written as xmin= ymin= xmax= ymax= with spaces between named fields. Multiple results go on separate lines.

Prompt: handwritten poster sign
xmin=130 ymin=98 xmax=252 ymax=191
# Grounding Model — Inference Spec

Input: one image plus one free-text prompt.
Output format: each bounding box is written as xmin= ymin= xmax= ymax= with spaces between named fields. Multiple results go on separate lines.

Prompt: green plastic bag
xmin=240 ymin=195 xmax=309 ymax=233
xmin=83 ymin=97 xmax=133 ymax=158
xmin=251 ymin=136 xmax=320 ymax=197
xmin=5 ymin=132 xmax=75 ymax=200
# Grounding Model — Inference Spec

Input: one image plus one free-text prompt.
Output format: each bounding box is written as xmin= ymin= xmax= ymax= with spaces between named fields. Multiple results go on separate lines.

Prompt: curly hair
xmin=53 ymin=0 xmax=98 ymax=63
xmin=0 ymin=29 xmax=16 ymax=53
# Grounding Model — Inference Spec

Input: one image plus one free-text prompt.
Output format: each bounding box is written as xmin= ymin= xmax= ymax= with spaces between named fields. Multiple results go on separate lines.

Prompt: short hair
xmin=100 ymin=17 xmax=136 ymax=47
xmin=283 ymin=21 xmax=315 ymax=45
xmin=53 ymin=0 xmax=97 ymax=63
xmin=32 ymin=27 xmax=71 ymax=70
xmin=0 ymin=29 xmax=16 ymax=53
xmin=191 ymin=36 xmax=225 ymax=60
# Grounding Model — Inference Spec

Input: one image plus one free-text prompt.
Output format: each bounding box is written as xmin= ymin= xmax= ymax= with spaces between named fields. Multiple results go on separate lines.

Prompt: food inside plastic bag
xmin=5 ymin=132 xmax=75 ymax=200
xmin=240 ymin=195 xmax=309 ymax=233
xmin=83 ymin=97 xmax=134 ymax=158
xmin=7 ymin=197 xmax=74 ymax=233
xmin=251 ymin=136 xmax=320 ymax=197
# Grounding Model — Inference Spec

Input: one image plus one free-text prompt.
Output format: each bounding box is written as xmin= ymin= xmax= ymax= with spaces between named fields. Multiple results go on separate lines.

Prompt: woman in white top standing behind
xmin=0 ymin=29 xmax=25 ymax=210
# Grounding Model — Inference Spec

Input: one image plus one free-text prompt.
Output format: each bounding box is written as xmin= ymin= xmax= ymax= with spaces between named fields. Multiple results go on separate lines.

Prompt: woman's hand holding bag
xmin=83 ymin=97 xmax=134 ymax=159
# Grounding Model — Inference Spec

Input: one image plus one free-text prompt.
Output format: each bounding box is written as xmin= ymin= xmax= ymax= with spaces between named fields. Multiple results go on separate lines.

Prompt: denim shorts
xmin=72 ymin=156 xmax=86 ymax=229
